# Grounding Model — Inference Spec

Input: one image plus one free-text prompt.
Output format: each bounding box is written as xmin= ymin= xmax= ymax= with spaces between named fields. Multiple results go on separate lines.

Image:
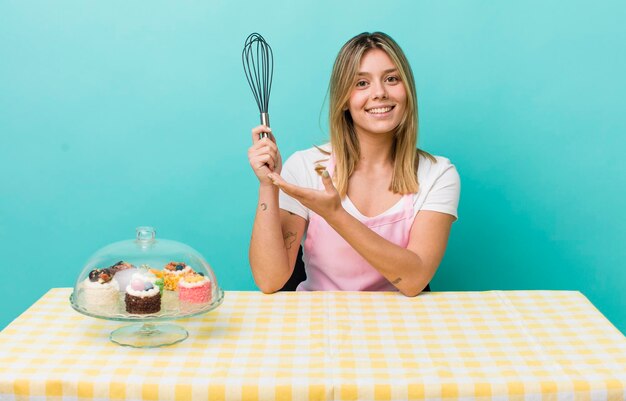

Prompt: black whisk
xmin=242 ymin=33 xmax=274 ymax=139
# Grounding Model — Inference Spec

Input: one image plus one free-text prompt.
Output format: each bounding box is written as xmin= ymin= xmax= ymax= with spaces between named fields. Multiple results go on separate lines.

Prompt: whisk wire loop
xmin=242 ymin=33 xmax=273 ymax=115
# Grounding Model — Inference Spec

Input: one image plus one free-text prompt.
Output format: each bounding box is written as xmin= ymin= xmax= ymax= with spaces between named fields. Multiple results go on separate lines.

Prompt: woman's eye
xmin=355 ymin=80 xmax=368 ymax=88
xmin=386 ymin=76 xmax=400 ymax=83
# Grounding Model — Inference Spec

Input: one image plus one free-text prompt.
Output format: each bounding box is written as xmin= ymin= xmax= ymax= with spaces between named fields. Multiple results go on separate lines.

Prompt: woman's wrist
xmin=325 ymin=206 xmax=350 ymax=229
xmin=259 ymin=181 xmax=278 ymax=191
xmin=258 ymin=182 xmax=280 ymax=210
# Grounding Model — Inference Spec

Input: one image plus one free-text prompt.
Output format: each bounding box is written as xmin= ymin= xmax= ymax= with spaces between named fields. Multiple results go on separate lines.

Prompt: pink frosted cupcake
xmin=179 ymin=273 xmax=211 ymax=304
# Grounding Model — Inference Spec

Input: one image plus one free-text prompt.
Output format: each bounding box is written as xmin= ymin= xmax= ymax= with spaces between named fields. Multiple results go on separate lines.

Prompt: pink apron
xmin=297 ymin=156 xmax=416 ymax=292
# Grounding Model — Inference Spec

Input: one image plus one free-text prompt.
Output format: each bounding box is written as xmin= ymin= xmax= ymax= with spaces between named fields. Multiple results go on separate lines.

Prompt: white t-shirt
xmin=279 ymin=144 xmax=460 ymax=222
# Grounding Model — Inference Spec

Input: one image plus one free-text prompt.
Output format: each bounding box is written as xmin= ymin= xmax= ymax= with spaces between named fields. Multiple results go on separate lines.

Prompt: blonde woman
xmin=247 ymin=32 xmax=460 ymax=296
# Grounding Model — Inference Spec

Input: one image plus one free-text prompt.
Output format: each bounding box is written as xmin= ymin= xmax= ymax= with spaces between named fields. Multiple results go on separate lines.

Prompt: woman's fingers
xmin=250 ymin=152 xmax=275 ymax=171
xmin=250 ymin=144 xmax=277 ymax=165
xmin=248 ymin=138 xmax=279 ymax=169
xmin=267 ymin=172 xmax=342 ymax=221
xmin=321 ymin=170 xmax=337 ymax=194
xmin=251 ymin=125 xmax=273 ymax=143
xmin=267 ymin=173 xmax=310 ymax=200
xmin=249 ymin=140 xmax=278 ymax=156
xmin=268 ymin=131 xmax=278 ymax=144
xmin=248 ymin=125 xmax=283 ymax=183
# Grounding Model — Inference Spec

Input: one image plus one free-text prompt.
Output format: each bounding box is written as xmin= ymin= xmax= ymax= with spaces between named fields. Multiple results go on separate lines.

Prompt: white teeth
xmin=367 ymin=106 xmax=392 ymax=114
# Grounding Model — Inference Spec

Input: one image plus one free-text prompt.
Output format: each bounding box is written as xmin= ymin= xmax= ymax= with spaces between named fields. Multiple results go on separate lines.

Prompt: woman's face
xmin=347 ymin=48 xmax=407 ymax=139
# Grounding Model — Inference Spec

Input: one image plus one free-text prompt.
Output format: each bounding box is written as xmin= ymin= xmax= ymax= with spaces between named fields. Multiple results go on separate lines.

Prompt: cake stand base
xmin=110 ymin=323 xmax=188 ymax=348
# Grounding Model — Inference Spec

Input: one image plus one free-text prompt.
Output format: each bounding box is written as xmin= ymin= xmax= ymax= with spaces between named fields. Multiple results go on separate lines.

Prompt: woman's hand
xmin=248 ymin=125 xmax=282 ymax=185
xmin=267 ymin=170 xmax=345 ymax=223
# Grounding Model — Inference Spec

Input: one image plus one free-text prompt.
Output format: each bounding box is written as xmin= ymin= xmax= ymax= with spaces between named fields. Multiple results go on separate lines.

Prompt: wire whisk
xmin=242 ymin=33 xmax=274 ymax=139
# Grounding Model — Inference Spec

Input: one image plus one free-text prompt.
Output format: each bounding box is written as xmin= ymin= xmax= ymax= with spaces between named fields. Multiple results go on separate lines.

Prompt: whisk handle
xmin=259 ymin=113 xmax=270 ymax=139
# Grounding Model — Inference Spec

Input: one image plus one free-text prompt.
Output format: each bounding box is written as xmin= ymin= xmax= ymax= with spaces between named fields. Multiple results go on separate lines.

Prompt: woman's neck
xmin=355 ymin=131 xmax=394 ymax=171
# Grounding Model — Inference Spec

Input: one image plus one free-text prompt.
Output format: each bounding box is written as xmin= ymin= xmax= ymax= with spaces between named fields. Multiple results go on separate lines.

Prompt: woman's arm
xmin=267 ymin=171 xmax=454 ymax=296
xmin=327 ymin=208 xmax=453 ymax=296
xmin=247 ymin=125 xmax=306 ymax=293
xmin=249 ymin=190 xmax=306 ymax=293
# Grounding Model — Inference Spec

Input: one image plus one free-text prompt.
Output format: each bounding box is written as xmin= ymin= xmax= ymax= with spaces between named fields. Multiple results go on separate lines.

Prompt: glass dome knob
xmin=136 ymin=226 xmax=156 ymax=243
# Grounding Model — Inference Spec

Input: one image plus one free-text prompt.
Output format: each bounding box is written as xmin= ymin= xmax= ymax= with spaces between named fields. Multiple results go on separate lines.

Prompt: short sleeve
xmin=278 ymin=152 xmax=309 ymax=220
xmin=419 ymin=160 xmax=461 ymax=220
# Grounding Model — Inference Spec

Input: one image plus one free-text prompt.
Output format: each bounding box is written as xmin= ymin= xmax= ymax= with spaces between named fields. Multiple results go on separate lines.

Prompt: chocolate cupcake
xmin=124 ymin=275 xmax=161 ymax=314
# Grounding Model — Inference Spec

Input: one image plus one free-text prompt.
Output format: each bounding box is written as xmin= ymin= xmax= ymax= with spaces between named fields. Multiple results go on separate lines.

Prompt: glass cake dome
xmin=70 ymin=226 xmax=224 ymax=348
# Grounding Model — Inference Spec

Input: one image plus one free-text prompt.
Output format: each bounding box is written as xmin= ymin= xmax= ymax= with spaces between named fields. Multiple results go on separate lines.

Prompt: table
xmin=1 ymin=289 xmax=625 ymax=401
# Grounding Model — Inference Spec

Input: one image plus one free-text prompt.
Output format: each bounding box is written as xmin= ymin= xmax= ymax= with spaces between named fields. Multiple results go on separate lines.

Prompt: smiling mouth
xmin=366 ymin=105 xmax=395 ymax=114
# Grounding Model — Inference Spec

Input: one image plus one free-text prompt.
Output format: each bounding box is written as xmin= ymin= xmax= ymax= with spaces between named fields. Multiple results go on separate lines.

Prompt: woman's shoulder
xmin=282 ymin=143 xmax=331 ymax=181
xmin=414 ymin=151 xmax=460 ymax=218
xmin=291 ymin=143 xmax=331 ymax=159
xmin=286 ymin=143 xmax=331 ymax=167
xmin=417 ymin=151 xmax=459 ymax=182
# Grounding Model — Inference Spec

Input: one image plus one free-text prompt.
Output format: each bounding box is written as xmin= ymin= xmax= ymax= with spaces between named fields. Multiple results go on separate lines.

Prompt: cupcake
xmin=111 ymin=261 xmax=137 ymax=290
xmin=124 ymin=275 xmax=161 ymax=314
xmin=110 ymin=260 xmax=135 ymax=274
xmin=162 ymin=262 xmax=192 ymax=291
xmin=179 ymin=272 xmax=212 ymax=304
xmin=80 ymin=268 xmax=119 ymax=314
xmin=134 ymin=268 xmax=164 ymax=295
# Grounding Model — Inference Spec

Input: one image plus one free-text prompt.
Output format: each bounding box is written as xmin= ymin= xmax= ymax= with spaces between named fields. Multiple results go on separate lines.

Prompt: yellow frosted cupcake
xmin=162 ymin=262 xmax=192 ymax=290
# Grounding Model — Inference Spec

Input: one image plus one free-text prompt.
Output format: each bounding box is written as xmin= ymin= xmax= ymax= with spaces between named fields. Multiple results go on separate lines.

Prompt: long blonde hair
xmin=325 ymin=32 xmax=434 ymax=196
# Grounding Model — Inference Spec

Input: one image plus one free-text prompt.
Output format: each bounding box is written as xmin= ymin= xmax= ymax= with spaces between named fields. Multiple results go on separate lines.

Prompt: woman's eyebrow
xmin=356 ymin=68 xmax=398 ymax=76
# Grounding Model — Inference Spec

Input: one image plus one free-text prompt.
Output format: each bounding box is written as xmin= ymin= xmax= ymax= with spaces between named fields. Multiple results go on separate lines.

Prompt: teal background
xmin=1 ymin=1 xmax=624 ymax=333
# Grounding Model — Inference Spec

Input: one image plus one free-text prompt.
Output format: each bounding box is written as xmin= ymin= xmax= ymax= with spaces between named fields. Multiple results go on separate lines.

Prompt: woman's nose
xmin=371 ymin=80 xmax=388 ymax=100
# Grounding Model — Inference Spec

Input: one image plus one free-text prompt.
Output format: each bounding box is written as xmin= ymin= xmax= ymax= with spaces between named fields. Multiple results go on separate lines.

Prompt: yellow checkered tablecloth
xmin=0 ymin=289 xmax=625 ymax=401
